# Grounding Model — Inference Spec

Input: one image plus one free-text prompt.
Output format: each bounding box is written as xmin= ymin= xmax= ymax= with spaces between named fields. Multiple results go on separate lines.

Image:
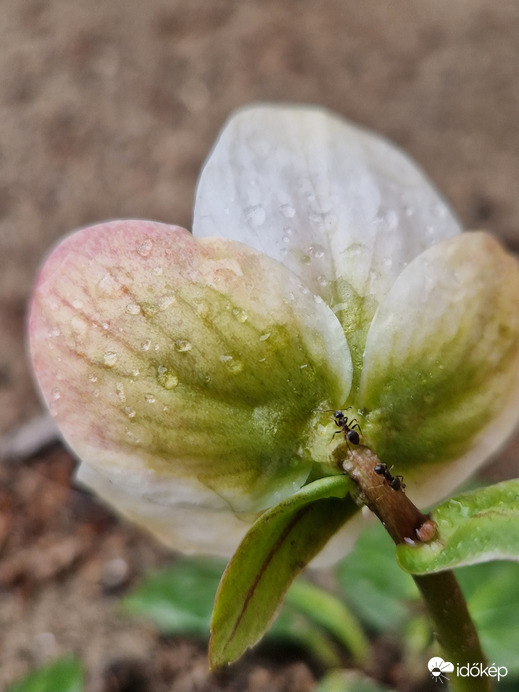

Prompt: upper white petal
xmin=193 ymin=103 xmax=461 ymax=314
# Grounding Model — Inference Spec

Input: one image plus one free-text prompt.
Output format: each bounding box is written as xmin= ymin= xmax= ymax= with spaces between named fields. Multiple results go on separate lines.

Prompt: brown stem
xmin=337 ymin=444 xmax=492 ymax=692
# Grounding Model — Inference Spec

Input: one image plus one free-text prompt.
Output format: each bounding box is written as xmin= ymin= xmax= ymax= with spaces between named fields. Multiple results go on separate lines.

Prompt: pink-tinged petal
xmin=194 ymin=104 xmax=461 ymax=339
xmin=28 ymin=220 xmax=351 ymax=553
xmin=359 ymin=232 xmax=519 ymax=507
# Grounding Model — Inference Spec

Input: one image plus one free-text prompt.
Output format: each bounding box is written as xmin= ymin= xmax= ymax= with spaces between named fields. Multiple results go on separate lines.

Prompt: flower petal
xmin=194 ymin=104 xmax=461 ymax=381
xmin=359 ymin=232 xmax=519 ymax=506
xmin=76 ymin=463 xmax=256 ymax=556
xmin=29 ymin=220 xmax=351 ymax=538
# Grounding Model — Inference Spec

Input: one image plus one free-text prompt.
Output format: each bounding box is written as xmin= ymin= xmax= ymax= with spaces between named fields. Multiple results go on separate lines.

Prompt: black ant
xmin=374 ymin=463 xmax=406 ymax=492
xmin=333 ymin=410 xmax=361 ymax=446
xmin=314 ymin=408 xmax=361 ymax=446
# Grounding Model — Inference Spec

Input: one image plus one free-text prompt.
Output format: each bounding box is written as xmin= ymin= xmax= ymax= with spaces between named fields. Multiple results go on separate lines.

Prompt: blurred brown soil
xmin=1 ymin=2 xmax=518 ymax=690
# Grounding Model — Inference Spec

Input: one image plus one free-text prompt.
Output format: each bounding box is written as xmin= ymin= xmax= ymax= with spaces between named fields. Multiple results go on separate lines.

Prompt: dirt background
xmin=1 ymin=1 xmax=519 ymax=691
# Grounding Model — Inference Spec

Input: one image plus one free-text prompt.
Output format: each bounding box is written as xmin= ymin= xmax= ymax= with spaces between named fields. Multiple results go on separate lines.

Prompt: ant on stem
xmin=374 ymin=463 xmax=406 ymax=492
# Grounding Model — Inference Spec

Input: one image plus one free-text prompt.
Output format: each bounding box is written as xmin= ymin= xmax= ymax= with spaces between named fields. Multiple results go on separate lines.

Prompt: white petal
xmin=359 ymin=232 xmax=519 ymax=507
xmin=194 ymin=104 xmax=461 ymax=322
xmin=77 ymin=463 xmax=253 ymax=556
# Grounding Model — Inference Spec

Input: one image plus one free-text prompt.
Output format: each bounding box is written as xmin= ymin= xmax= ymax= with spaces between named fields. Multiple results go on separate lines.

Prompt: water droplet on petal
xmin=174 ymin=339 xmax=192 ymax=353
xmin=385 ymin=209 xmax=398 ymax=231
xmin=279 ymin=204 xmax=295 ymax=218
xmin=124 ymin=406 xmax=136 ymax=419
xmin=103 ymin=351 xmax=117 ymax=367
xmin=259 ymin=332 xmax=271 ymax=342
xmin=97 ymin=272 xmax=119 ymax=296
xmin=72 ymin=299 xmax=84 ymax=309
xmin=88 ymin=373 xmax=98 ymax=383
xmin=141 ymin=302 xmax=158 ymax=317
xmin=158 ymin=295 xmax=176 ymax=310
xmin=220 ymin=355 xmax=243 ymax=374
xmin=157 ymin=365 xmax=179 ymax=389
xmin=71 ymin=316 xmax=88 ymax=335
xmin=116 ymin=382 xmax=126 ymax=402
xmin=145 ymin=393 xmax=156 ymax=403
xmin=141 ymin=339 xmax=151 ymax=351
xmin=232 ymin=307 xmax=248 ymax=323
xmin=51 ymin=387 xmax=61 ymax=401
xmin=152 ymin=266 xmax=163 ymax=275
xmin=307 ymin=244 xmax=325 ymax=258
xmin=245 ymin=205 xmax=266 ymax=227
xmin=125 ymin=302 xmax=141 ymax=315
xmin=137 ymin=238 xmax=153 ymax=257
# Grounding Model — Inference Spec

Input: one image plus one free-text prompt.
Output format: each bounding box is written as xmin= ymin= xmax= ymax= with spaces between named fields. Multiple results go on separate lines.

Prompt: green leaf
xmin=209 ymin=474 xmax=357 ymax=667
xmin=457 ymin=561 xmax=519 ymax=676
xmin=121 ymin=557 xmax=225 ymax=636
xmin=123 ymin=557 xmax=347 ymax=668
xmin=337 ymin=522 xmax=419 ymax=632
xmin=397 ymin=479 xmax=519 ymax=575
xmin=7 ymin=657 xmax=84 ymax=692
xmin=285 ymin=580 xmax=370 ymax=663
xmin=315 ymin=669 xmax=394 ymax=692
xmin=269 ymin=604 xmax=343 ymax=669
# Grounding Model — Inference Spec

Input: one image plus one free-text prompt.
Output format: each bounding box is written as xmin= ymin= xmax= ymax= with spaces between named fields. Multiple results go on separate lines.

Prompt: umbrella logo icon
xmin=428 ymin=657 xmax=454 ymax=683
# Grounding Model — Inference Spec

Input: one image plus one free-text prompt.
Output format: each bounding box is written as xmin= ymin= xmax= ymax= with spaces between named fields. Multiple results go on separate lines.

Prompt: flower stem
xmin=337 ymin=444 xmax=492 ymax=692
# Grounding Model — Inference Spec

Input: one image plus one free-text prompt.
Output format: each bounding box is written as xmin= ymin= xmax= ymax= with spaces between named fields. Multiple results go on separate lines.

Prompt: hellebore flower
xmin=28 ymin=104 xmax=519 ymax=564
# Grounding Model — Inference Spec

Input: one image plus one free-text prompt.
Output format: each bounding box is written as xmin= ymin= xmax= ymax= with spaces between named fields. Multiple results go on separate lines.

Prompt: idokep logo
xmin=428 ymin=657 xmax=454 ymax=684
xmin=427 ymin=656 xmax=508 ymax=684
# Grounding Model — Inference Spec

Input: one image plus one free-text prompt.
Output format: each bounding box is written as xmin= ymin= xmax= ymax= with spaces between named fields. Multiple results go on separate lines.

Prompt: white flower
xmin=28 ymin=104 xmax=519 ymax=561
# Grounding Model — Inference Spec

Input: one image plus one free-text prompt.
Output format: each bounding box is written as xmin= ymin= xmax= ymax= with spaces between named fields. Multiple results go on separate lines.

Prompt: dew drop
xmin=137 ymin=238 xmax=153 ymax=257
xmin=307 ymin=244 xmax=325 ymax=258
xmin=152 ymin=266 xmax=163 ymax=275
xmin=125 ymin=302 xmax=141 ymax=315
xmin=141 ymin=339 xmax=151 ymax=351
xmin=385 ymin=209 xmax=398 ymax=231
xmin=259 ymin=332 xmax=271 ymax=342
xmin=220 ymin=355 xmax=244 ymax=374
xmin=124 ymin=406 xmax=136 ymax=419
xmin=158 ymin=295 xmax=176 ymax=310
xmin=174 ymin=339 xmax=192 ymax=353
xmin=49 ymin=327 xmax=61 ymax=338
xmin=72 ymin=299 xmax=84 ymax=309
xmin=279 ymin=204 xmax=296 ymax=218
xmin=116 ymin=382 xmax=126 ymax=402
xmin=157 ymin=365 xmax=179 ymax=389
xmin=232 ymin=307 xmax=248 ymax=323
xmin=97 ymin=272 xmax=119 ymax=296
xmin=102 ymin=322 xmax=110 ymax=330
xmin=88 ymin=373 xmax=98 ymax=383
xmin=103 ymin=351 xmax=117 ymax=367
xmin=145 ymin=393 xmax=156 ymax=403
xmin=71 ymin=316 xmax=88 ymax=335
xmin=245 ymin=205 xmax=266 ymax=227
xmin=141 ymin=302 xmax=158 ymax=317
xmin=132 ymin=368 xmax=140 ymax=377
xmin=51 ymin=387 xmax=61 ymax=401
xmin=317 ymin=275 xmax=330 ymax=287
